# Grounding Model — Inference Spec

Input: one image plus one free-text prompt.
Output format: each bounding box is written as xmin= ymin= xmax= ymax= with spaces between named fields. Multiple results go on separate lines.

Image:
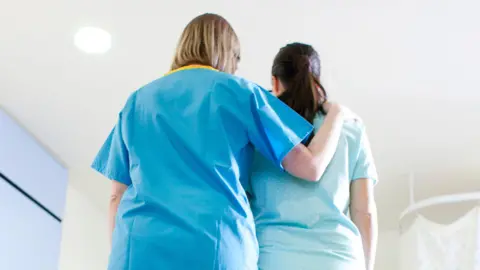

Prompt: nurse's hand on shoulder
xmin=283 ymin=101 xmax=360 ymax=182
xmin=324 ymin=101 xmax=361 ymax=122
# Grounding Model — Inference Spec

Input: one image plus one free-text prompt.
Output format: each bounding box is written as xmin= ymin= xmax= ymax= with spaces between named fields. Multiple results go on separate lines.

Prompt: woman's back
xmin=250 ymin=114 xmax=377 ymax=270
xmin=123 ymin=68 xmax=255 ymax=215
xmin=102 ymin=67 xmax=260 ymax=269
xmin=95 ymin=64 xmax=317 ymax=270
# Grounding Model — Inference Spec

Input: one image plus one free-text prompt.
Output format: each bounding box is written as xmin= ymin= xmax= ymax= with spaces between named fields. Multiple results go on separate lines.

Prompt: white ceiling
xmin=1 ymin=0 xmax=479 ymax=229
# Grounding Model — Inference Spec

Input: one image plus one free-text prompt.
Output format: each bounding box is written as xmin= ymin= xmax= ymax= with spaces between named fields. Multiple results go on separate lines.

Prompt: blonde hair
xmin=171 ymin=13 xmax=241 ymax=74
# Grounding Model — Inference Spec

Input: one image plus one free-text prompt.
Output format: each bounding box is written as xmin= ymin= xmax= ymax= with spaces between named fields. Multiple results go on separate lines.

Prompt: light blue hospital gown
xmin=91 ymin=65 xmax=313 ymax=270
xmin=250 ymin=114 xmax=378 ymax=270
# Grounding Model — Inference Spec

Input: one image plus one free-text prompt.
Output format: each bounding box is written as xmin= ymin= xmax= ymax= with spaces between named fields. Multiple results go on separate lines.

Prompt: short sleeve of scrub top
xmin=352 ymin=128 xmax=378 ymax=185
xmin=91 ymin=112 xmax=132 ymax=185
xmin=242 ymin=84 xmax=313 ymax=169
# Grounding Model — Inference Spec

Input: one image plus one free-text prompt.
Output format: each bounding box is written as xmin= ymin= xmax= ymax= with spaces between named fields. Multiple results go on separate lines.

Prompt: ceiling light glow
xmin=74 ymin=27 xmax=112 ymax=54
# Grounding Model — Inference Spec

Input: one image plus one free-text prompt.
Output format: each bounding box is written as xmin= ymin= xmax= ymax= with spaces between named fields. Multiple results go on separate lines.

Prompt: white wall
xmin=0 ymin=108 xmax=66 ymax=270
xmin=376 ymin=230 xmax=400 ymax=270
xmin=58 ymin=169 xmax=109 ymax=270
xmin=0 ymin=179 xmax=62 ymax=270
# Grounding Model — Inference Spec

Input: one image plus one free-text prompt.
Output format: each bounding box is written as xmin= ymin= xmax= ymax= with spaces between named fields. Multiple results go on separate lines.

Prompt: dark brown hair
xmin=272 ymin=43 xmax=328 ymax=127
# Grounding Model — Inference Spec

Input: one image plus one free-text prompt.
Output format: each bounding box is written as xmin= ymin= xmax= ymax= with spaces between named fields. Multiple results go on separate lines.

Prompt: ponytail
xmin=277 ymin=56 xmax=327 ymax=124
xmin=273 ymin=43 xmax=328 ymax=145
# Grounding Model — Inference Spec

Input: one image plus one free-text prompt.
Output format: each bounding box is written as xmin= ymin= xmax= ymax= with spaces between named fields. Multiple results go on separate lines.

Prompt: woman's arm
xmin=109 ymin=181 xmax=128 ymax=244
xmin=282 ymin=103 xmax=345 ymax=181
xmin=237 ymin=84 xmax=347 ymax=182
xmin=350 ymin=178 xmax=378 ymax=270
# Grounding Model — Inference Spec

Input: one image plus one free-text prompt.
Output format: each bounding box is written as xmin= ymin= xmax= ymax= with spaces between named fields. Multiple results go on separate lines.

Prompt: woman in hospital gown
xmin=91 ymin=15 xmax=347 ymax=270
xmin=250 ymin=43 xmax=379 ymax=270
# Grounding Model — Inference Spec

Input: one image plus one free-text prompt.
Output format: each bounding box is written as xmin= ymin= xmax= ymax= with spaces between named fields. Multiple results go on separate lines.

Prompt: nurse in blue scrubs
xmin=91 ymin=15 xmax=347 ymax=270
xmin=250 ymin=43 xmax=379 ymax=270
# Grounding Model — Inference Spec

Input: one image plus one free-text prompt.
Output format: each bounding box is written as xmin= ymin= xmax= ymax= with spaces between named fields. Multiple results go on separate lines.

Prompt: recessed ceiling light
xmin=74 ymin=27 xmax=112 ymax=54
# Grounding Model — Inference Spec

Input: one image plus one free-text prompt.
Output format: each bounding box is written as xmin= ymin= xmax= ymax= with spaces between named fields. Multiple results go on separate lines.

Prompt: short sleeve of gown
xmin=242 ymin=83 xmax=313 ymax=169
xmin=352 ymin=128 xmax=378 ymax=185
xmin=91 ymin=112 xmax=132 ymax=185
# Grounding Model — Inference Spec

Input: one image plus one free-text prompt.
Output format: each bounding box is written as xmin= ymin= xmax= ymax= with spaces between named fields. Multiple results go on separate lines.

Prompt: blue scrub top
xmin=250 ymin=114 xmax=378 ymax=270
xmin=91 ymin=65 xmax=313 ymax=270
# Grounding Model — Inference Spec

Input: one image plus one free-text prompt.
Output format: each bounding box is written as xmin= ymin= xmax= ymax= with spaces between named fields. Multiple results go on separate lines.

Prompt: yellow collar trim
xmin=165 ymin=65 xmax=217 ymax=76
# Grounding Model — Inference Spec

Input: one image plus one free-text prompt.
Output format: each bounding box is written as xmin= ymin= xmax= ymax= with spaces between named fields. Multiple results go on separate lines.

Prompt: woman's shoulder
xmin=211 ymin=74 xmax=275 ymax=106
xmin=343 ymin=118 xmax=366 ymax=140
xmin=313 ymin=110 xmax=366 ymax=139
xmin=215 ymin=73 xmax=266 ymax=95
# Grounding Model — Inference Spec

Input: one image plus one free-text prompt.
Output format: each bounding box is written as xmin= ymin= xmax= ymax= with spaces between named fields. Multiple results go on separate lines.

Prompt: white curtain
xmin=400 ymin=207 xmax=480 ymax=270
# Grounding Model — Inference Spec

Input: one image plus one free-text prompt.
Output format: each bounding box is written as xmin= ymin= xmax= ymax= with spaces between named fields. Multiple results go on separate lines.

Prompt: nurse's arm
xmin=282 ymin=104 xmax=344 ymax=182
xmin=350 ymin=178 xmax=378 ymax=270
xmin=109 ymin=181 xmax=128 ymax=243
